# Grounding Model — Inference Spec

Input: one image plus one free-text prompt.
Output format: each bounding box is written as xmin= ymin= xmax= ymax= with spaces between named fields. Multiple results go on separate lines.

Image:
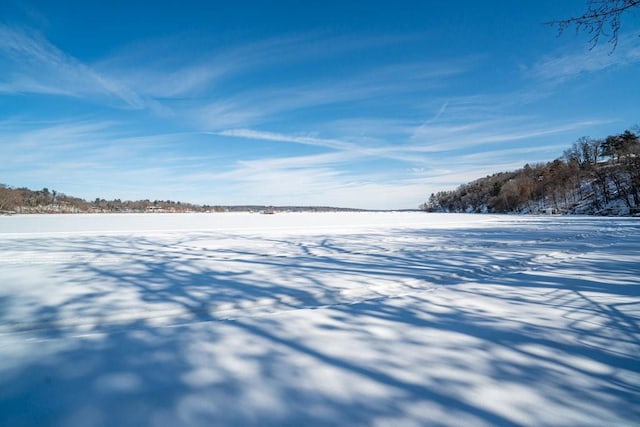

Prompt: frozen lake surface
xmin=1 ymin=212 xmax=639 ymax=426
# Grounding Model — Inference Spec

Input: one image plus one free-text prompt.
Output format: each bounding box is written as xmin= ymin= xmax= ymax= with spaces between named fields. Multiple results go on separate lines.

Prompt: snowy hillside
xmin=423 ymin=129 xmax=640 ymax=216
xmin=1 ymin=212 xmax=639 ymax=426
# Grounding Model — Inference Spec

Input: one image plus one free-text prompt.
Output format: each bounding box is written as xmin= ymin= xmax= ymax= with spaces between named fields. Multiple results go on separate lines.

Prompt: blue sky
xmin=1 ymin=1 xmax=639 ymax=209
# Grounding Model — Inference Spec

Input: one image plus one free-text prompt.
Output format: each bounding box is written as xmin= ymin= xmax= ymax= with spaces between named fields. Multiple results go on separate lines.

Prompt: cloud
xmin=177 ymin=154 xmax=527 ymax=210
xmin=406 ymin=118 xmax=610 ymax=153
xmin=454 ymin=144 xmax=571 ymax=164
xmin=92 ymin=32 xmax=440 ymax=104
xmin=0 ymin=25 xmax=152 ymax=109
xmin=190 ymin=54 xmax=476 ymax=130
xmin=0 ymin=113 xmax=610 ymax=210
xmin=527 ymin=34 xmax=640 ymax=83
xmin=182 ymin=165 xmax=410 ymax=209
xmin=217 ymin=129 xmax=354 ymax=151
xmin=216 ymin=127 xmax=428 ymax=165
xmin=0 ymin=118 xmax=200 ymax=174
xmin=2 ymin=17 xmax=629 ymax=210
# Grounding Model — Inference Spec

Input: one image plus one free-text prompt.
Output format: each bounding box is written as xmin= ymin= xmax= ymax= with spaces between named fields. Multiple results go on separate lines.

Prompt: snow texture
xmin=0 ymin=212 xmax=639 ymax=426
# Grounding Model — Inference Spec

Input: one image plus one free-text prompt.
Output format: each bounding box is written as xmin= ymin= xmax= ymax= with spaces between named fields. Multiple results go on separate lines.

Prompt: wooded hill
xmin=0 ymin=186 xmax=208 ymax=214
xmin=421 ymin=129 xmax=640 ymax=216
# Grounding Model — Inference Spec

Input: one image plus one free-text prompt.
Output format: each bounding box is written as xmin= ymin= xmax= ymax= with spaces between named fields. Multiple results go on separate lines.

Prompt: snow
xmin=0 ymin=212 xmax=639 ymax=426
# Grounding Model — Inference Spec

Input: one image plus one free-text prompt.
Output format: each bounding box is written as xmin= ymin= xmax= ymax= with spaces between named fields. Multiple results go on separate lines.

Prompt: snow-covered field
xmin=0 ymin=212 xmax=639 ymax=426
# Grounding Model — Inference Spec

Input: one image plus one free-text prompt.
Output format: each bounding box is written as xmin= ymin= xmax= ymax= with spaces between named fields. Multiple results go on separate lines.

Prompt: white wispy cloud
xmin=214 ymin=110 xmax=608 ymax=175
xmin=406 ymin=118 xmax=610 ymax=153
xmin=176 ymin=153 xmax=526 ymax=209
xmin=217 ymin=127 xmax=430 ymax=165
xmin=217 ymin=129 xmax=353 ymax=151
xmin=0 ymin=25 xmax=154 ymax=109
xmin=191 ymin=55 xmax=476 ymax=130
xmin=0 ymin=118 xmax=197 ymax=172
xmin=0 ymin=113 xmax=610 ymax=210
xmin=3 ymin=13 xmax=631 ymax=210
xmin=91 ymin=32 xmax=437 ymax=103
xmin=527 ymin=34 xmax=640 ymax=83
xmin=454 ymin=144 xmax=571 ymax=164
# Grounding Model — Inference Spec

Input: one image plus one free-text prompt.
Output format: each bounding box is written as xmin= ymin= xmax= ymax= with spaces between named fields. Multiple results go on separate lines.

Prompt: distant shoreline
xmin=0 ymin=207 xmax=423 ymax=216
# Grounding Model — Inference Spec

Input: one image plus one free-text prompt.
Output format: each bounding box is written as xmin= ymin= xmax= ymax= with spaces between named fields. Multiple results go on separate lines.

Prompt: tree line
xmin=421 ymin=129 xmax=640 ymax=215
xmin=0 ymin=186 xmax=364 ymax=214
xmin=0 ymin=186 xmax=216 ymax=214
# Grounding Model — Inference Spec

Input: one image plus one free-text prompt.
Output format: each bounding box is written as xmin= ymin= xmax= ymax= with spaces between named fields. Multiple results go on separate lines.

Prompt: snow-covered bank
xmin=1 ymin=213 xmax=639 ymax=426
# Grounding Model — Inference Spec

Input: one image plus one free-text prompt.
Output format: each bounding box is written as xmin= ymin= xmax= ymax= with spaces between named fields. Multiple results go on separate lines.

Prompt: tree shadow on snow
xmin=1 ymin=218 xmax=639 ymax=426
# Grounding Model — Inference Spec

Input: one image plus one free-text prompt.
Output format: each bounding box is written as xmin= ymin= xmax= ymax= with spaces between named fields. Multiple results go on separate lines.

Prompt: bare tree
xmin=0 ymin=185 xmax=16 ymax=212
xmin=547 ymin=0 xmax=640 ymax=50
